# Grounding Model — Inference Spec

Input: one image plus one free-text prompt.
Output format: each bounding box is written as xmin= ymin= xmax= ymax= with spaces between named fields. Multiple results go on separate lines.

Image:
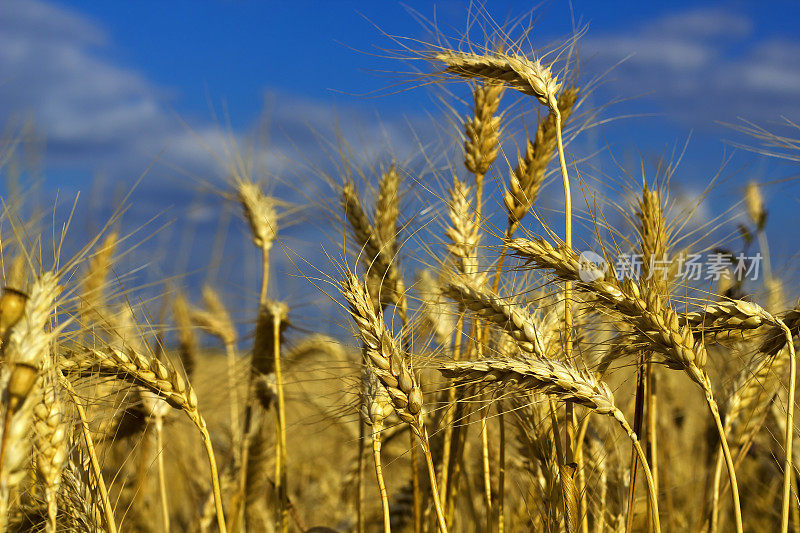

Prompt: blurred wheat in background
xmin=1 ymin=3 xmax=800 ymax=532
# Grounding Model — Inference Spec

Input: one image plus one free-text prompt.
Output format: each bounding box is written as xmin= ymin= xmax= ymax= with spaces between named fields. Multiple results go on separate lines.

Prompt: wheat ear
xmin=62 ymin=346 xmax=227 ymax=533
xmin=464 ymin=80 xmax=504 ymax=219
xmin=507 ymin=236 xmax=745 ymax=532
xmin=437 ymin=357 xmax=661 ymax=533
xmin=434 ymin=50 xmax=560 ymax=106
xmin=0 ymin=272 xmax=59 ymax=528
xmin=342 ymin=180 xmax=405 ymax=313
xmin=61 ymin=453 xmax=104 ymax=531
xmin=375 ymin=164 xmax=401 ymax=251
xmin=682 ymin=300 xmax=766 ymax=334
xmin=171 ymin=290 xmax=197 ymax=377
xmin=33 ymin=378 xmax=68 ymax=533
xmin=340 ymin=271 xmax=448 ymax=532
xmin=0 ymin=286 xmax=27 ymax=343
xmin=443 ymin=279 xmax=546 ymax=358
xmin=60 ymin=378 xmax=117 ymax=533
xmin=237 ymin=179 xmax=278 ymax=299
xmin=79 ymin=231 xmax=118 ymax=326
xmin=446 ymin=177 xmax=482 ymax=284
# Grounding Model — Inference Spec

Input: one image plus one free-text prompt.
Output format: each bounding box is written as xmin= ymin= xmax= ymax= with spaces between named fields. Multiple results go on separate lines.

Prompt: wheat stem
xmin=780 ymin=320 xmax=797 ymax=533
xmin=481 ymin=401 xmax=492 ymax=526
xmin=372 ymin=422 xmax=391 ymax=533
xmin=198 ymin=422 xmax=228 ymax=533
xmin=552 ymin=94 xmax=578 ymax=533
xmin=224 ymin=340 xmax=241 ymax=462
xmin=625 ymin=361 xmax=646 ymax=533
xmin=624 ymin=423 xmax=662 ymax=533
xmin=273 ymin=308 xmax=289 ymax=532
xmin=646 ymin=365 xmax=659 ymax=533
xmin=260 ymin=243 xmax=270 ymax=305
xmin=705 ymin=392 xmax=742 ymax=533
xmin=420 ymin=427 xmax=449 ymax=532
xmin=439 ymin=309 xmax=465 ymax=520
xmin=412 ymin=432 xmax=422 ymax=533
xmin=357 ymin=416 xmax=366 ymax=533
xmin=498 ymin=408 xmax=506 ymax=533
xmin=710 ymin=447 xmax=724 ymax=533
xmin=62 ymin=379 xmax=117 ymax=533
xmin=156 ymin=414 xmax=170 ymax=533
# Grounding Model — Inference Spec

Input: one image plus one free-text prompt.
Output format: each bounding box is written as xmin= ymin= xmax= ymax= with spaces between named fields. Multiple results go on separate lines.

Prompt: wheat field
xmin=0 ymin=8 xmax=799 ymax=533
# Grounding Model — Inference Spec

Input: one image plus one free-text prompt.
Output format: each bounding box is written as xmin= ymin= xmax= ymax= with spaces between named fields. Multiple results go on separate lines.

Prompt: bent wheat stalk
xmin=61 ymin=347 xmax=227 ymax=533
xmin=437 ymin=357 xmax=661 ymax=533
xmin=507 ymin=236 xmax=746 ymax=532
xmin=269 ymin=301 xmax=290 ymax=531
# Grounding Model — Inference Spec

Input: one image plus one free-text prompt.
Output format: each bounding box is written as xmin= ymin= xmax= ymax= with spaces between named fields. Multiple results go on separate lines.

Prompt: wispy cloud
xmin=583 ymin=7 xmax=800 ymax=127
xmin=0 ymin=0 xmax=424 ymax=208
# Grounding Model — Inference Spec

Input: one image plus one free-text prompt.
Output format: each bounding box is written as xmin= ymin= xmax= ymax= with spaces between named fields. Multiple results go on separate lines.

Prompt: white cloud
xmin=655 ymin=9 xmax=752 ymax=39
xmin=0 ymin=0 xmax=424 ymax=205
xmin=582 ymin=8 xmax=800 ymax=127
xmin=0 ymin=0 xmax=199 ymax=178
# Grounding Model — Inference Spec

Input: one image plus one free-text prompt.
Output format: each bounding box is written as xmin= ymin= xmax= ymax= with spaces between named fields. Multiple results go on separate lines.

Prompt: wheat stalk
xmin=504 ymin=86 xmax=579 ymax=229
xmin=268 ymin=300 xmax=290 ymax=531
xmin=62 ymin=345 xmax=227 ymax=533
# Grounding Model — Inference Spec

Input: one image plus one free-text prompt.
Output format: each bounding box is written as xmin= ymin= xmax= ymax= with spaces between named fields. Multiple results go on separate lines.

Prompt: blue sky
xmin=2 ymin=0 xmax=800 ymax=308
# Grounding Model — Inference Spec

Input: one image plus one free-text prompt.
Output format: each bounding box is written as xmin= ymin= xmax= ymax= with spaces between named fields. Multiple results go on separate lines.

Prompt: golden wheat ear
xmin=340 ymin=270 xmax=447 ymax=531
xmin=0 ymin=272 xmax=60 ymax=529
xmin=436 ymin=356 xmax=661 ymax=533
xmin=434 ymin=50 xmax=560 ymax=106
